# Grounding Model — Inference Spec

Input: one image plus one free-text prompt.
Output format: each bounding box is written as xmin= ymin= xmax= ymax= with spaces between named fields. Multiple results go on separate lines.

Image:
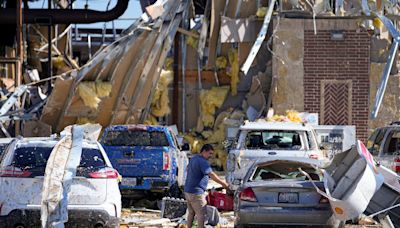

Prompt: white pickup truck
xmin=226 ymin=120 xmax=326 ymax=188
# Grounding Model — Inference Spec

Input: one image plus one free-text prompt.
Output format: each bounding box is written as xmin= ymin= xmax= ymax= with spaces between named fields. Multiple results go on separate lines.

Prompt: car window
xmin=368 ymin=129 xmax=386 ymax=155
xmin=383 ymin=130 xmax=400 ymax=155
xmin=8 ymin=147 xmax=106 ymax=177
xmin=250 ymin=162 xmax=321 ymax=181
xmin=102 ymin=130 xmax=169 ymax=147
xmin=246 ymin=130 xmax=303 ymax=150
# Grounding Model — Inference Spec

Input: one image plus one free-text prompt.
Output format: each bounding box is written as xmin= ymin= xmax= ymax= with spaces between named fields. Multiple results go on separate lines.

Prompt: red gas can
xmin=206 ymin=190 xmax=234 ymax=211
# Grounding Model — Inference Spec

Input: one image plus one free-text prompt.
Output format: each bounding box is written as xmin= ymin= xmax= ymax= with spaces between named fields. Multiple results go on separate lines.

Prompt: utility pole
xmin=48 ymin=0 xmax=52 ymax=84
xmin=15 ymin=0 xmax=23 ymax=136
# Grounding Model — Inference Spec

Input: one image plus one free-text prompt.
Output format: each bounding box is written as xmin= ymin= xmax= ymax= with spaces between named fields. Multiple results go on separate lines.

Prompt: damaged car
xmin=227 ymin=120 xmax=326 ymax=189
xmin=235 ymin=157 xmax=342 ymax=228
xmin=100 ymin=125 xmax=188 ymax=198
xmin=0 ymin=137 xmax=121 ymax=228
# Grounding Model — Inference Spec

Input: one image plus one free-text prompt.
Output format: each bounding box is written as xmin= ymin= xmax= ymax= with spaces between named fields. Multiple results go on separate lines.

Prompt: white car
xmin=0 ymin=138 xmax=121 ymax=228
xmin=226 ymin=120 xmax=326 ymax=188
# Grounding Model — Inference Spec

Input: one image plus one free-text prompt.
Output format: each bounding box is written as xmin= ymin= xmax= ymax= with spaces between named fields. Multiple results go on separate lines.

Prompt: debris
xmin=200 ymin=86 xmax=230 ymax=127
xmin=227 ymin=48 xmax=239 ymax=95
xmin=41 ymin=125 xmax=84 ymax=228
xmin=161 ymin=197 xmax=187 ymax=219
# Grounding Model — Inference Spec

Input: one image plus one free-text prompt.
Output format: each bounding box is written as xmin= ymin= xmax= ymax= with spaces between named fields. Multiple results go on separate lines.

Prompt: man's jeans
xmin=185 ymin=192 xmax=207 ymax=228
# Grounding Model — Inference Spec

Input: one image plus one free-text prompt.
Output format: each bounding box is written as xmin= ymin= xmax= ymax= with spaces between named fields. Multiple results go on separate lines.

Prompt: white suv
xmin=0 ymin=138 xmax=121 ymax=228
xmin=226 ymin=120 xmax=326 ymax=188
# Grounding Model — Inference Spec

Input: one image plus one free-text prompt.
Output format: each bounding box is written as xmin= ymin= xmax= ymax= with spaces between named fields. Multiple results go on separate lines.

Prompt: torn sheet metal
xmin=41 ymin=0 xmax=188 ymax=131
xmin=370 ymin=15 xmax=400 ymax=119
xmin=241 ymin=0 xmax=276 ymax=75
xmin=319 ymin=141 xmax=384 ymax=221
xmin=366 ymin=166 xmax=400 ymax=227
xmin=0 ymin=85 xmax=28 ymax=117
xmin=41 ymin=125 xmax=83 ymax=228
xmin=220 ymin=17 xmax=263 ymax=43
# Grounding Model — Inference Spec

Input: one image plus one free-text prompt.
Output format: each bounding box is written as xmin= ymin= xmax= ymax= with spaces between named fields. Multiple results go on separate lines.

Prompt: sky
xmin=30 ymin=0 xmax=143 ymax=29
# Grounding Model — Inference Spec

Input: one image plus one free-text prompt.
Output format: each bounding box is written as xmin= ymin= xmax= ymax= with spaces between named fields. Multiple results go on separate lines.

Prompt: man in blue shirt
xmin=184 ymin=144 xmax=229 ymax=228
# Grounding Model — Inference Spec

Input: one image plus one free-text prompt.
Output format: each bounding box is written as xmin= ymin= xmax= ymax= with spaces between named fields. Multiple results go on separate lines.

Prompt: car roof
xmin=14 ymin=137 xmax=99 ymax=149
xmin=240 ymin=120 xmax=311 ymax=131
xmin=106 ymin=124 xmax=168 ymax=131
xmin=254 ymin=157 xmax=325 ymax=167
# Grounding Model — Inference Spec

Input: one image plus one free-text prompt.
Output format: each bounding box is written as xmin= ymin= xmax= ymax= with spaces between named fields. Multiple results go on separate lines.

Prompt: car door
xmin=380 ymin=129 xmax=400 ymax=170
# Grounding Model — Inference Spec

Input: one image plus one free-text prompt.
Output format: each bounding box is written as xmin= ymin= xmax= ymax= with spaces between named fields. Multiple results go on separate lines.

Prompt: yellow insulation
xmin=144 ymin=115 xmax=159 ymax=125
xmin=373 ymin=17 xmax=383 ymax=29
xmin=76 ymin=117 xmax=96 ymax=124
xmin=78 ymin=81 xmax=112 ymax=109
xmin=199 ymin=86 xmax=230 ymax=127
xmin=187 ymin=30 xmax=199 ymax=49
xmin=256 ymin=7 xmax=267 ymax=17
xmin=267 ymin=110 xmax=303 ymax=123
xmin=95 ymin=81 xmax=112 ymax=98
xmin=151 ymin=70 xmax=174 ymax=117
xmin=216 ymin=56 xmax=228 ymax=69
xmin=227 ymin=48 xmax=239 ymax=95
xmin=78 ymin=82 xmax=101 ymax=109
xmin=164 ymin=58 xmax=174 ymax=71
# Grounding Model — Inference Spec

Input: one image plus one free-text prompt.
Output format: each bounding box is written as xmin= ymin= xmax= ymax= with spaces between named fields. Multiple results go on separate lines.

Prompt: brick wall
xmin=304 ymin=30 xmax=370 ymax=141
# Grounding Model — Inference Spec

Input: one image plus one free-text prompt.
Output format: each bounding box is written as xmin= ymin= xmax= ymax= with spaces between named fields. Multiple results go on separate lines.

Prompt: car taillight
xmin=319 ymin=196 xmax=329 ymax=204
xmin=0 ymin=166 xmax=31 ymax=177
xmin=394 ymin=157 xmax=400 ymax=173
xmin=239 ymin=187 xmax=257 ymax=202
xmin=88 ymin=167 xmax=119 ymax=179
xmin=309 ymin=154 xmax=318 ymax=160
xmin=163 ymin=152 xmax=170 ymax=170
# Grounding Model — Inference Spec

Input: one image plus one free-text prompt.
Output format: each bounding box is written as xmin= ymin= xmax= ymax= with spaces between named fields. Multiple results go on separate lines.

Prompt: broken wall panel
xmin=272 ymin=19 xmax=305 ymax=114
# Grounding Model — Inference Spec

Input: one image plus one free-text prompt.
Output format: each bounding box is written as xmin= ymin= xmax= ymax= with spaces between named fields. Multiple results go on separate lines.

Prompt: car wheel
xmin=14 ymin=224 xmax=25 ymax=228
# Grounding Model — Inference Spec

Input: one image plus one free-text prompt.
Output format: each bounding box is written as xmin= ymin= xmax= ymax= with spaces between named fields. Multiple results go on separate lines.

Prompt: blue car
xmin=100 ymin=125 xmax=188 ymax=197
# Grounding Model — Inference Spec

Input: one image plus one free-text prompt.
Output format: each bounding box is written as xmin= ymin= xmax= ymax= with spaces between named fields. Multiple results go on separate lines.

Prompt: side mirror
xmin=181 ymin=143 xmax=190 ymax=151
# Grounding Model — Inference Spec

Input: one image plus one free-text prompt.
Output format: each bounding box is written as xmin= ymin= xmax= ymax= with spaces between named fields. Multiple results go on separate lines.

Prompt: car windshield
xmin=102 ymin=130 xmax=169 ymax=147
xmin=246 ymin=130 xmax=304 ymax=150
xmin=250 ymin=162 xmax=321 ymax=181
xmin=9 ymin=146 xmax=106 ymax=177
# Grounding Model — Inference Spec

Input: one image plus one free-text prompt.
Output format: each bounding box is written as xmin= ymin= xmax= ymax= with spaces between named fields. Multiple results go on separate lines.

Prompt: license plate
xmin=278 ymin=192 xmax=299 ymax=203
xmin=122 ymin=178 xmax=137 ymax=186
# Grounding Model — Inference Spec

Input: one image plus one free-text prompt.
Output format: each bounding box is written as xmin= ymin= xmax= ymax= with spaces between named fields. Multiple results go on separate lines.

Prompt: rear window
xmin=102 ymin=130 xmax=170 ymax=147
xmin=246 ymin=130 xmax=303 ymax=150
xmin=9 ymin=147 xmax=106 ymax=177
xmin=250 ymin=162 xmax=321 ymax=181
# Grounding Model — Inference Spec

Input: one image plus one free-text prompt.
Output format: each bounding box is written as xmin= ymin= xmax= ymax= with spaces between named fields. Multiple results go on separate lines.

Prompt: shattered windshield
xmin=103 ymin=130 xmax=170 ymax=147
xmin=245 ymin=130 xmax=304 ymax=150
xmin=250 ymin=162 xmax=321 ymax=181
xmin=9 ymin=147 xmax=106 ymax=177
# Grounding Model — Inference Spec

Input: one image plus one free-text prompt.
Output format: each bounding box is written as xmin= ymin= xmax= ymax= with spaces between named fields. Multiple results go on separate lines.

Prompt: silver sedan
xmin=234 ymin=157 xmax=342 ymax=228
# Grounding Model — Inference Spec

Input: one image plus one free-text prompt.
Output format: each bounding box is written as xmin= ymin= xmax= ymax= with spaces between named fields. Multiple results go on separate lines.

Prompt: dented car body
xmin=226 ymin=121 xmax=325 ymax=188
xmin=100 ymin=125 xmax=188 ymax=196
xmin=0 ymin=138 xmax=121 ymax=228
xmin=235 ymin=157 xmax=341 ymax=227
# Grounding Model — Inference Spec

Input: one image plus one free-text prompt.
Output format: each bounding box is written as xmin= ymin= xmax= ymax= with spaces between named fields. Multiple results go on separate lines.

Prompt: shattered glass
xmin=102 ymin=130 xmax=169 ymax=147
xmin=245 ymin=130 xmax=304 ymax=150
xmin=6 ymin=147 xmax=107 ymax=177
xmin=251 ymin=162 xmax=321 ymax=181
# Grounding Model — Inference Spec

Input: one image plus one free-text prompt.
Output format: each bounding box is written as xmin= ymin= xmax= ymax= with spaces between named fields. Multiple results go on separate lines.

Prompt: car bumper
xmin=0 ymin=208 xmax=120 ymax=228
xmin=236 ymin=206 xmax=333 ymax=226
xmin=120 ymin=177 xmax=171 ymax=191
